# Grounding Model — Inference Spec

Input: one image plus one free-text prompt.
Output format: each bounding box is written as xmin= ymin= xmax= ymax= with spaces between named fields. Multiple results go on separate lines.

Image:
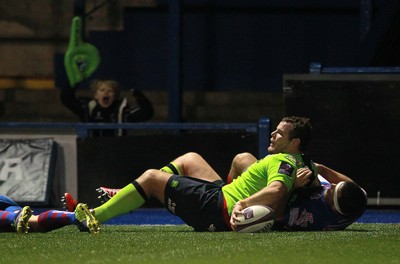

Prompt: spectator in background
xmin=60 ymin=79 xmax=154 ymax=137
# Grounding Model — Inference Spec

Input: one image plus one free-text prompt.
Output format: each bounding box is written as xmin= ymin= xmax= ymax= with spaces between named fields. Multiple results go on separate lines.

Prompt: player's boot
xmin=96 ymin=187 xmax=121 ymax=203
xmin=14 ymin=206 xmax=33 ymax=234
xmin=61 ymin=192 xmax=78 ymax=212
xmin=74 ymin=203 xmax=100 ymax=234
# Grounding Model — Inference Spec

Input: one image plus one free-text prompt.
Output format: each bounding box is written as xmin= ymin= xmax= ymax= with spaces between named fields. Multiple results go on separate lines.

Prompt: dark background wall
xmin=77 ymin=132 xmax=258 ymax=207
xmin=283 ymin=74 xmax=400 ymax=199
xmin=55 ymin=0 xmax=400 ymax=92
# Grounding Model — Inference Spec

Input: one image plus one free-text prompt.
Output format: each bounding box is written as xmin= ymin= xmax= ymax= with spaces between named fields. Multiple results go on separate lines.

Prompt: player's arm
xmin=230 ymin=180 xmax=288 ymax=230
xmin=239 ymin=180 xmax=288 ymax=214
xmin=315 ymin=163 xmax=353 ymax=184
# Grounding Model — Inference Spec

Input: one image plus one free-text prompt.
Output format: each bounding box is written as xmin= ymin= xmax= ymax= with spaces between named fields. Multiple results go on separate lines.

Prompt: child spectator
xmin=60 ymin=79 xmax=154 ymax=137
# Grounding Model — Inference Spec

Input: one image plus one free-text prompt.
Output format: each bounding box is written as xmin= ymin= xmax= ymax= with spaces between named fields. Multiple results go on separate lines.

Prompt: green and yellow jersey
xmin=222 ymin=153 xmax=313 ymax=215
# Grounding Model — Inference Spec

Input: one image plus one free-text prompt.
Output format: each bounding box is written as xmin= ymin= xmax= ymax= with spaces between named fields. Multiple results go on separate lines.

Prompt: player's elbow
xmin=269 ymin=181 xmax=288 ymax=196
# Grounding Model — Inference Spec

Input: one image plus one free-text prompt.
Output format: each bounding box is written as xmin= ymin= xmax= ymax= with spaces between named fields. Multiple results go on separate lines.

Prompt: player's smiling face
xmin=94 ymin=83 xmax=116 ymax=108
xmin=268 ymin=121 xmax=295 ymax=154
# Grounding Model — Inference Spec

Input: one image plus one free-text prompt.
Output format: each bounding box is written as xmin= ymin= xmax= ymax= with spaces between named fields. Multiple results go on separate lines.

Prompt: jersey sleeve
xmin=263 ymin=154 xmax=297 ymax=191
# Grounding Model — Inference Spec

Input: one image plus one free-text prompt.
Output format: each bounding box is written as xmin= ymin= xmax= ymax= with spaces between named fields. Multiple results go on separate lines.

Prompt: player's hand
xmin=294 ymin=167 xmax=313 ymax=188
xmin=230 ymin=201 xmax=246 ymax=231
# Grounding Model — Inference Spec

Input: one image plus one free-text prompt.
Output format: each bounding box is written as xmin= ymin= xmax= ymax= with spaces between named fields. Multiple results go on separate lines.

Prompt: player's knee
xmin=174 ymin=152 xmax=200 ymax=168
xmin=141 ymin=169 xmax=163 ymax=182
xmin=178 ymin=152 xmax=203 ymax=167
xmin=182 ymin=152 xmax=202 ymax=161
xmin=233 ymin=152 xmax=254 ymax=167
xmin=137 ymin=169 xmax=169 ymax=198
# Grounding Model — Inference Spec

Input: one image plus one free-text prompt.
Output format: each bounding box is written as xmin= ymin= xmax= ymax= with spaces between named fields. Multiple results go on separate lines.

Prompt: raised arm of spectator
xmin=59 ymin=84 xmax=87 ymax=121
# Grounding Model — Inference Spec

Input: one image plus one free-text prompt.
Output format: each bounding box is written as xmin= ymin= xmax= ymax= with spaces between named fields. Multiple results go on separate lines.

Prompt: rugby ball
xmin=235 ymin=205 xmax=275 ymax=233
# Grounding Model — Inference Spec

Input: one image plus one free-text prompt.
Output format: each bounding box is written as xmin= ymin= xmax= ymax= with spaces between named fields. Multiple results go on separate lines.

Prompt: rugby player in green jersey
xmin=74 ymin=116 xmax=315 ymax=232
xmin=227 ymin=152 xmax=367 ymax=230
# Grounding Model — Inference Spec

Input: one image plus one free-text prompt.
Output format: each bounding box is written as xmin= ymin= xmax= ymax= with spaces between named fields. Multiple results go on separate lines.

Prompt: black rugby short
xmin=164 ymin=175 xmax=230 ymax=232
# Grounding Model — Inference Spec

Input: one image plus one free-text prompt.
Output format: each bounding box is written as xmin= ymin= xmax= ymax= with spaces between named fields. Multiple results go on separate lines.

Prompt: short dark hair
xmin=282 ymin=116 xmax=312 ymax=151
xmin=335 ymin=181 xmax=368 ymax=217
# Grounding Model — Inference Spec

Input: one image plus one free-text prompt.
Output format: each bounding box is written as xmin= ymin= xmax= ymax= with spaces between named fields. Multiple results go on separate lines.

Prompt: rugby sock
xmin=160 ymin=162 xmax=181 ymax=175
xmin=94 ymin=182 xmax=147 ymax=223
xmin=37 ymin=210 xmax=76 ymax=232
xmin=0 ymin=210 xmax=18 ymax=226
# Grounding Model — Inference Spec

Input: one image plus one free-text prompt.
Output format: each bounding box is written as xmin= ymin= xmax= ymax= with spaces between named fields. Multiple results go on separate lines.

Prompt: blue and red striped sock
xmin=37 ymin=210 xmax=76 ymax=232
xmin=0 ymin=210 xmax=18 ymax=227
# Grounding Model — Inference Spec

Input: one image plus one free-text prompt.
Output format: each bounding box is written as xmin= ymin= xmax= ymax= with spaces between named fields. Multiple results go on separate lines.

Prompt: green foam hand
xmin=64 ymin=16 xmax=100 ymax=87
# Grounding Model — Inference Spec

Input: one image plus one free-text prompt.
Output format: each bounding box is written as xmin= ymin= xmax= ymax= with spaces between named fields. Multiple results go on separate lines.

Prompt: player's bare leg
xmin=93 ymin=169 xmax=173 ymax=223
xmin=135 ymin=169 xmax=173 ymax=203
xmin=228 ymin=152 xmax=257 ymax=181
xmin=95 ymin=152 xmax=220 ymax=203
xmin=170 ymin=152 xmax=222 ymax=182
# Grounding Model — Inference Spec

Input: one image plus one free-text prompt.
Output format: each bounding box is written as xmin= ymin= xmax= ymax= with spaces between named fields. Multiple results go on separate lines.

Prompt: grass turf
xmin=2 ymin=223 xmax=399 ymax=264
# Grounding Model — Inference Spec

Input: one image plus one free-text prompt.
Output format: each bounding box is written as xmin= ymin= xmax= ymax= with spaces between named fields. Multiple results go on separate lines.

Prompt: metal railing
xmin=0 ymin=117 xmax=270 ymax=159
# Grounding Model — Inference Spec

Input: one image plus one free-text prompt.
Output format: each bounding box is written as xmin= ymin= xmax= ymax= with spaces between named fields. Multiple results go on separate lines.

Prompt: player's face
xmin=268 ymin=121 xmax=295 ymax=154
xmin=324 ymin=184 xmax=339 ymax=213
xmin=94 ymin=83 xmax=116 ymax=108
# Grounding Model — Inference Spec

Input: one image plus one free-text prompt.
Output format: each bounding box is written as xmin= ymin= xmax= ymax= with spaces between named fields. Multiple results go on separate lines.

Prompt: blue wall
xmin=87 ymin=1 xmax=381 ymax=92
xmin=57 ymin=1 xmax=399 ymax=92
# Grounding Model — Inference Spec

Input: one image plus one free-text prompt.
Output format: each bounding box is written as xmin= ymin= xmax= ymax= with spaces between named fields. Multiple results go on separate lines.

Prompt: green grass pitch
xmin=2 ymin=223 xmax=399 ymax=264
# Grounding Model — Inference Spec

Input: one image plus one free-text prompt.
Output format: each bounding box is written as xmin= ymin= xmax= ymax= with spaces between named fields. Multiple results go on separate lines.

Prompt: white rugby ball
xmin=235 ymin=205 xmax=275 ymax=233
